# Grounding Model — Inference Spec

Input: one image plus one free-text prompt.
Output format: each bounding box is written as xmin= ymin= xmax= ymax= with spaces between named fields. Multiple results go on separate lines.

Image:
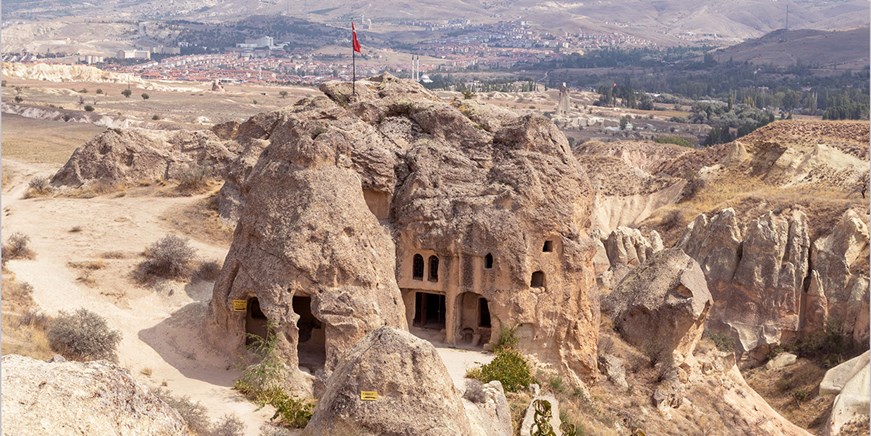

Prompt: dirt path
xmin=1 ymin=159 xmax=272 ymax=435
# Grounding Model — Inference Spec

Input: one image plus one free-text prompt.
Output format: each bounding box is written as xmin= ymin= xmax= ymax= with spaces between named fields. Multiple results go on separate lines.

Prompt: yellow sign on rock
xmin=360 ymin=391 xmax=379 ymax=401
xmin=231 ymin=300 xmax=248 ymax=311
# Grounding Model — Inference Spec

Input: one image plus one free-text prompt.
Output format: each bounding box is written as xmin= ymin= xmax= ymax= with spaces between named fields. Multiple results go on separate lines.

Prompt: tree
xmin=141 ymin=93 xmax=150 ymax=100
xmin=619 ymin=115 xmax=630 ymax=130
xmin=279 ymin=90 xmax=288 ymax=98
xmin=121 ymin=89 xmax=132 ymax=98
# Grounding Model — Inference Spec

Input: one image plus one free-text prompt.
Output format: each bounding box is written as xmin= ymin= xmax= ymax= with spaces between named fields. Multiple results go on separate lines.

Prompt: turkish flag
xmin=352 ymin=22 xmax=361 ymax=53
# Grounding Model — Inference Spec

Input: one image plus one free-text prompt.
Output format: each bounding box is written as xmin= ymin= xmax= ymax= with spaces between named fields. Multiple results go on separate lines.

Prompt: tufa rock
xmin=211 ymin=74 xmax=601 ymax=385
xmin=604 ymin=249 xmax=712 ymax=365
xmin=303 ymin=327 xmax=473 ymax=435
xmin=1 ymin=355 xmax=188 ymax=435
xmin=208 ymin=98 xmax=407 ymax=392
xmin=462 ymin=380 xmax=513 ymax=436
xmin=598 ymin=354 xmax=629 ymax=389
xmin=51 ymin=128 xmax=235 ymax=187
xmin=820 ymin=351 xmax=870 ymax=436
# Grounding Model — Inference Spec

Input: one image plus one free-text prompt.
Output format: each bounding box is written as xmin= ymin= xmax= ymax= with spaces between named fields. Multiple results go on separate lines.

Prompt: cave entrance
xmin=245 ymin=297 xmax=269 ymax=346
xmin=458 ymin=292 xmax=492 ymax=347
xmin=293 ymin=295 xmax=326 ymax=370
xmin=413 ymin=292 xmax=446 ymax=330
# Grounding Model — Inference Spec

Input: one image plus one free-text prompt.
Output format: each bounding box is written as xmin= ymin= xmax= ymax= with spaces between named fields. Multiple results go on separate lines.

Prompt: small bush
xmin=176 ymin=169 xmax=209 ymax=194
xmin=95 ymin=88 xmax=103 ymax=94
xmin=704 ymin=331 xmax=735 ymax=353
xmin=211 ymin=415 xmax=245 ymax=436
xmin=141 ymin=93 xmax=150 ymax=100
xmin=463 ymin=379 xmax=488 ymax=403
xmin=3 ymin=232 xmax=35 ymax=261
xmin=790 ymin=321 xmax=863 ymax=368
xmin=476 ymin=349 xmax=533 ymax=393
xmin=84 ymin=105 xmax=95 ymax=112
xmin=18 ymin=309 xmax=50 ymax=330
xmin=139 ymin=235 xmax=196 ymax=279
xmin=26 ymin=176 xmax=53 ymax=198
xmin=47 ymin=308 xmax=121 ymax=361
xmin=155 ymin=388 xmax=212 ymax=435
xmin=196 ymin=261 xmax=222 ymax=281
xmin=235 ymin=324 xmax=313 ymax=429
xmin=492 ymin=326 xmax=519 ymax=353
xmin=152 ymin=114 xmax=161 ymax=120
xmin=121 ymin=89 xmax=132 ymax=98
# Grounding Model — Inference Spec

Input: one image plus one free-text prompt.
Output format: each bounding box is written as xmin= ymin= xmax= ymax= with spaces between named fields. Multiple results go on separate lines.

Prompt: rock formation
xmin=595 ymin=226 xmax=663 ymax=288
xmin=677 ymin=207 xmax=869 ymax=358
xmin=210 ymin=74 xmax=601 ymax=385
xmin=819 ymin=351 xmax=870 ymax=436
xmin=810 ymin=209 xmax=870 ymax=344
xmin=1 ymin=355 xmax=188 ymax=435
xmin=208 ymin=96 xmax=407 ymax=391
xmin=603 ymin=249 xmax=712 ymax=365
xmin=462 ymin=380 xmax=513 ymax=436
xmin=303 ymin=327 xmax=474 ymax=435
xmin=51 ymin=128 xmax=236 ymax=187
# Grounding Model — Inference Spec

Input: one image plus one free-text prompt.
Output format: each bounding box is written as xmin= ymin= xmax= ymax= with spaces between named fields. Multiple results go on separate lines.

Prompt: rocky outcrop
xmin=597 ymin=226 xmax=663 ymax=288
xmin=211 ymin=74 xmax=601 ymax=385
xmin=678 ymin=208 xmax=809 ymax=357
xmin=1 ymin=355 xmax=187 ymax=435
xmin=820 ymin=351 xmax=870 ymax=436
xmin=51 ymin=128 xmax=236 ymax=187
xmin=603 ymin=249 xmax=712 ymax=365
xmin=208 ymin=96 xmax=407 ymax=391
xmin=677 ymin=207 xmax=869 ymax=358
xmin=303 ymin=328 xmax=473 ymax=435
xmin=810 ymin=210 xmax=870 ymax=344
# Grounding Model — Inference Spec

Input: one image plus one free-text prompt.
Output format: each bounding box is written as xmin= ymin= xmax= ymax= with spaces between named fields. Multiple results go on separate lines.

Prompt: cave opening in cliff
xmin=531 ymin=271 xmax=545 ymax=287
xmin=458 ymin=292 xmax=492 ymax=347
xmin=413 ymin=292 xmax=446 ymax=329
xmin=245 ymin=297 xmax=269 ymax=346
xmin=293 ymin=295 xmax=326 ymax=370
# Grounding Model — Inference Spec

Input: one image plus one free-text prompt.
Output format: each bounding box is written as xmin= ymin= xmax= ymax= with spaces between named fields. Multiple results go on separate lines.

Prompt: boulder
xmin=765 ymin=352 xmax=798 ymax=370
xmin=598 ymin=354 xmax=628 ymax=389
xmin=462 ymin=380 xmax=513 ymax=436
xmin=604 ymin=249 xmax=712 ymax=365
xmin=821 ymin=351 xmax=870 ymax=436
xmin=1 ymin=355 xmax=187 ymax=435
xmin=303 ymin=327 xmax=473 ymax=435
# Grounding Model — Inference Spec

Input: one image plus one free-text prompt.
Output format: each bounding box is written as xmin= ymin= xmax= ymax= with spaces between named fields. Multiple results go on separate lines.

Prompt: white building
xmin=116 ymin=50 xmax=151 ymax=60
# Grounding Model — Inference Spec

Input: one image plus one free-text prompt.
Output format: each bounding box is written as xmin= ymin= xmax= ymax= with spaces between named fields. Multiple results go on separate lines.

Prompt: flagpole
xmin=353 ymin=45 xmax=356 ymax=97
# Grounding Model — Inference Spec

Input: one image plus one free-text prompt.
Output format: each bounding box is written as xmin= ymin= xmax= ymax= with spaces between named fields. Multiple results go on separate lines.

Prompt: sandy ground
xmin=1 ymin=157 xmax=493 ymax=434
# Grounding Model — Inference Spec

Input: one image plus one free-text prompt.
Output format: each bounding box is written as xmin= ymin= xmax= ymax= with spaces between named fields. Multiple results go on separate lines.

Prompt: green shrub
xmin=234 ymin=323 xmax=313 ymax=429
xmin=790 ymin=321 xmax=863 ymax=368
xmin=121 ymin=89 xmax=132 ymax=98
xmin=477 ymin=349 xmax=533 ymax=393
xmin=492 ymin=326 xmax=519 ymax=353
xmin=654 ymin=135 xmax=693 ymax=147
xmin=704 ymin=331 xmax=735 ymax=353
xmin=141 ymin=93 xmax=150 ymax=100
xmin=47 ymin=308 xmax=121 ymax=361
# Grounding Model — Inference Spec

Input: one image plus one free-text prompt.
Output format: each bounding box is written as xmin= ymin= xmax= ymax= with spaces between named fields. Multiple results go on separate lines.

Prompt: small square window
xmin=543 ymin=240 xmax=553 ymax=252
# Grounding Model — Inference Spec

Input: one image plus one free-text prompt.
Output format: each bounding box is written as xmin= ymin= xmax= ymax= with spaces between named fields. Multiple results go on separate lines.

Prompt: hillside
xmin=2 ymin=0 xmax=869 ymax=52
xmin=713 ymin=26 xmax=870 ymax=69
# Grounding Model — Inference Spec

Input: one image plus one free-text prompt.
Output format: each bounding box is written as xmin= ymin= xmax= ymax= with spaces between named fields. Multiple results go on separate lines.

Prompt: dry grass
xmin=1 ymin=272 xmax=53 ymax=359
xmin=744 ymin=358 xmax=832 ymax=432
xmin=68 ymin=259 xmax=107 ymax=287
xmin=160 ymin=196 xmax=234 ymax=246
xmin=100 ymin=251 xmax=127 ymax=259
xmin=1 ymin=114 xmax=104 ymax=165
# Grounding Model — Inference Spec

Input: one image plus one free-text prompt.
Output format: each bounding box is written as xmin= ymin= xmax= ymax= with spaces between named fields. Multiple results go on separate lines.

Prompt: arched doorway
xmin=457 ymin=292 xmax=492 ymax=348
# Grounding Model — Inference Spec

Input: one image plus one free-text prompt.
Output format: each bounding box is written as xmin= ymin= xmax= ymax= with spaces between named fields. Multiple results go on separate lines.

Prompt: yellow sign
xmin=360 ymin=391 xmax=379 ymax=401
xmin=231 ymin=300 xmax=248 ymax=311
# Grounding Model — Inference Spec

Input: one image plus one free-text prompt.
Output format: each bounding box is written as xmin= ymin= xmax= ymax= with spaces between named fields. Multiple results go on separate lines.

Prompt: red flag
xmin=352 ymin=22 xmax=361 ymax=53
